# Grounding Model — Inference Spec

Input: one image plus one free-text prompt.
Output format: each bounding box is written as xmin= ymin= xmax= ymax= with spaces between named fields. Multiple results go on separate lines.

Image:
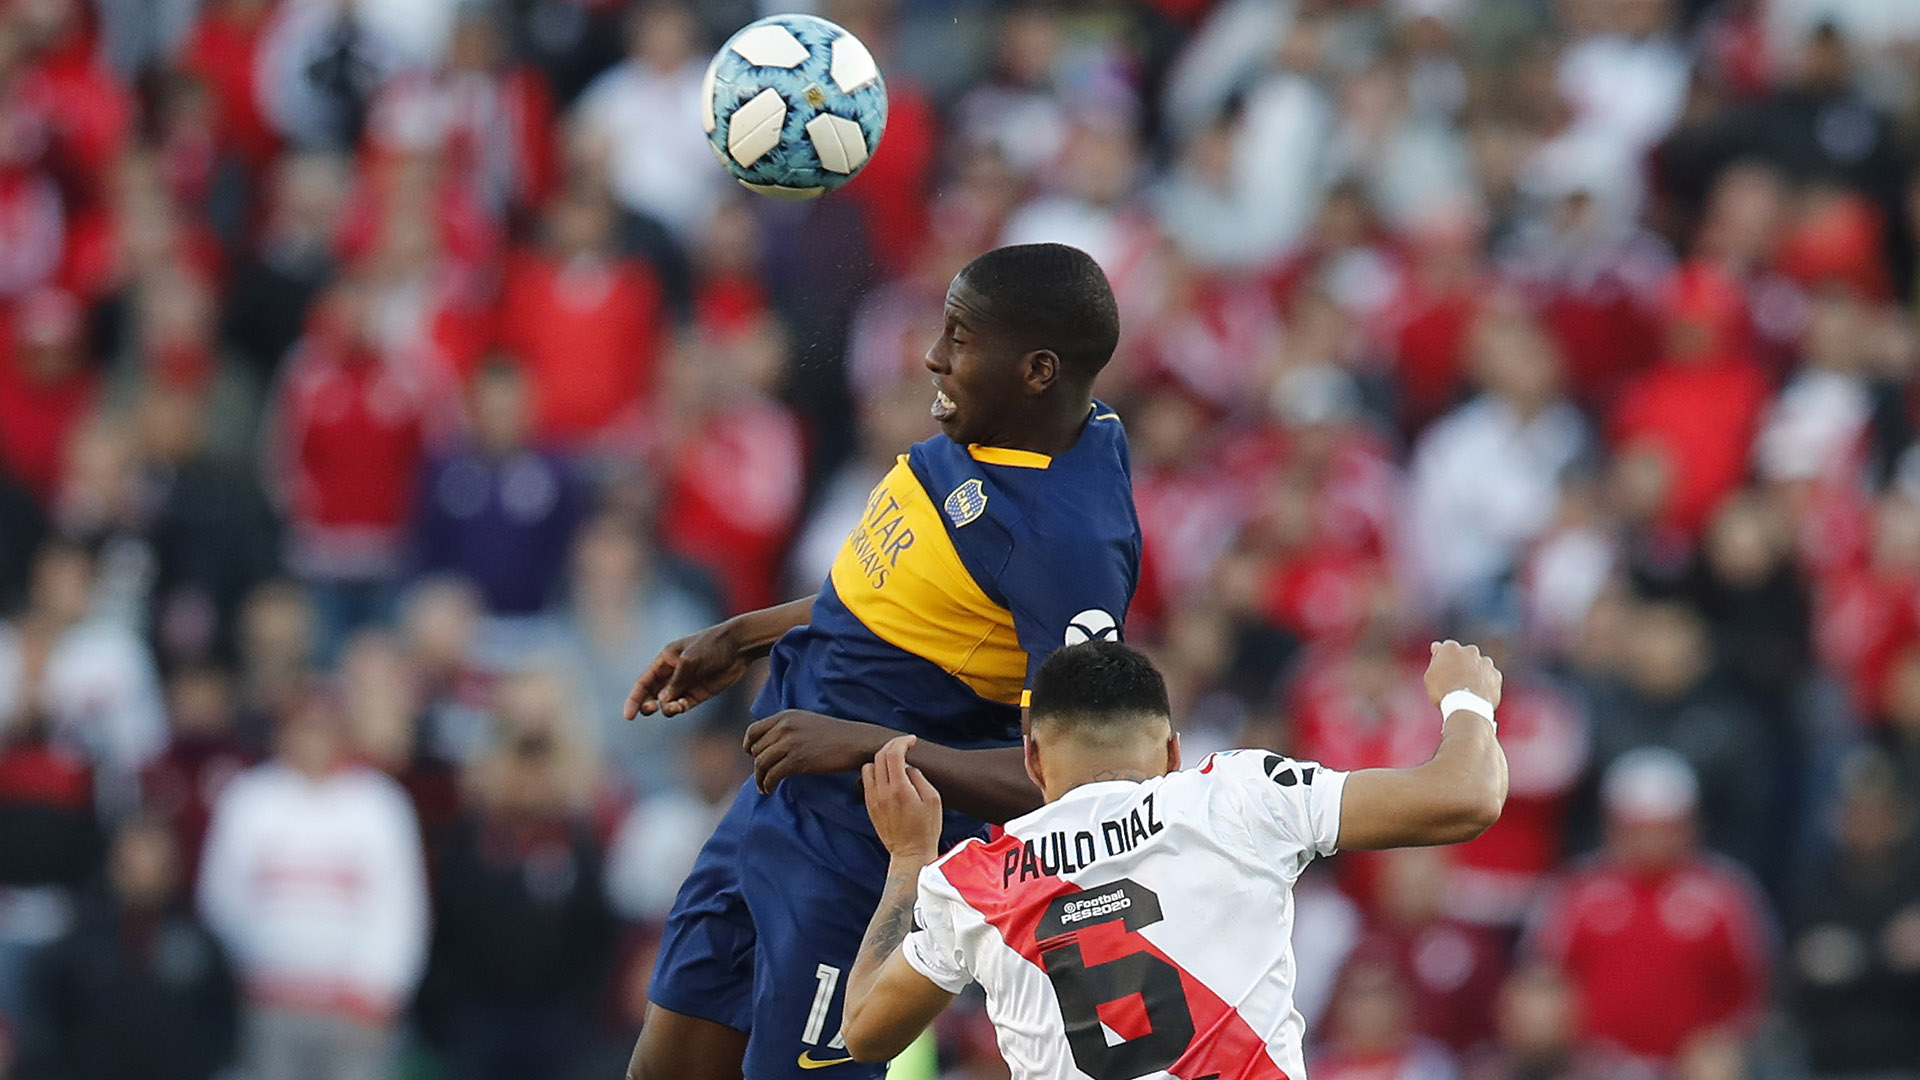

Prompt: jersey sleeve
xmin=998 ymin=529 xmax=1139 ymax=688
xmin=1204 ymin=749 xmax=1349 ymax=862
xmin=899 ymin=862 xmax=972 ymax=994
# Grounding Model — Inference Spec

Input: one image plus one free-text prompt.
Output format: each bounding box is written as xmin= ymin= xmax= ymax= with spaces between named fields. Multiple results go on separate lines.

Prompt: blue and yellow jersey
xmin=753 ymin=403 xmax=1140 ymax=832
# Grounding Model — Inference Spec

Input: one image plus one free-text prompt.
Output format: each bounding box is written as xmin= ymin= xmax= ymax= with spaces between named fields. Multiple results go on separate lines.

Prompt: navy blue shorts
xmin=649 ymin=778 xmax=895 ymax=1080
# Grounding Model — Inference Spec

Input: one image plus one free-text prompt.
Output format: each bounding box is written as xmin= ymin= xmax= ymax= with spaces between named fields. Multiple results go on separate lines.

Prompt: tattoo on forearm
xmin=852 ymin=864 xmax=922 ymax=988
xmin=864 ymin=896 xmax=912 ymax=963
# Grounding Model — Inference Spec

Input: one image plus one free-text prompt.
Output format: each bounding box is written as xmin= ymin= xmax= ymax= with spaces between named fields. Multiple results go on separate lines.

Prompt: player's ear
xmin=1021 ymin=349 xmax=1060 ymax=395
xmin=1023 ymin=732 xmax=1045 ymax=794
xmin=1165 ymin=730 xmax=1181 ymax=774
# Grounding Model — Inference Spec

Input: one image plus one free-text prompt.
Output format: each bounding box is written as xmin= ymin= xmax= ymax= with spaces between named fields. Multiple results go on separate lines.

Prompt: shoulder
xmin=1680 ymin=855 xmax=1772 ymax=915
xmin=336 ymin=767 xmax=420 ymax=818
xmin=216 ymin=763 xmax=287 ymax=809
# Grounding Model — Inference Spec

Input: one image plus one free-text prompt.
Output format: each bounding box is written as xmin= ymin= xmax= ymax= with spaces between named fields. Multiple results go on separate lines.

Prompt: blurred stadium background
xmin=1 ymin=0 xmax=1919 ymax=1078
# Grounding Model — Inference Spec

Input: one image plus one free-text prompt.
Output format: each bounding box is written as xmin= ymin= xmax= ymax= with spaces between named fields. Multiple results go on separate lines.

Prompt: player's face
xmin=925 ymin=276 xmax=1025 ymax=445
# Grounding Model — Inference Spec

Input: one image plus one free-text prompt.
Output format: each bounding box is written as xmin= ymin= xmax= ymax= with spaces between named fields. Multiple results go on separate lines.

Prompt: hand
xmin=1424 ymin=640 xmax=1503 ymax=709
xmin=626 ymin=621 xmax=752 ymax=719
xmin=863 ymin=736 xmax=943 ymax=864
xmin=744 ymin=710 xmax=895 ymax=794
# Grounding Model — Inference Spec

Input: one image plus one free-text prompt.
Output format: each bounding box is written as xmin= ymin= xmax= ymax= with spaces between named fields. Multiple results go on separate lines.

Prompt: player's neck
xmin=985 ymin=394 xmax=1094 ymax=458
xmin=1039 ymin=745 xmax=1171 ymax=802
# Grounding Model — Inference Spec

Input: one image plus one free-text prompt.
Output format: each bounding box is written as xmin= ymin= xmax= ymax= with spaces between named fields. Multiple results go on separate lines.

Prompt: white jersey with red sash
xmin=901 ymin=749 xmax=1350 ymax=1080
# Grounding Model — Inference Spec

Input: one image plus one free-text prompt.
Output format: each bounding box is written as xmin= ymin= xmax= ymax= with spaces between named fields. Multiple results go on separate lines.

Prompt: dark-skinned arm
xmin=744 ymin=711 xmax=1042 ymax=824
xmin=625 ymin=595 xmax=817 ymax=719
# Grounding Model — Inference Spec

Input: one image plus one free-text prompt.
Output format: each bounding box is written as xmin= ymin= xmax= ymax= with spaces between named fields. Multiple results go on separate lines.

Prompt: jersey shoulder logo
xmin=1261 ymin=753 xmax=1316 ymax=787
xmin=944 ymin=478 xmax=987 ymax=527
xmin=1064 ymin=609 xmax=1120 ymax=646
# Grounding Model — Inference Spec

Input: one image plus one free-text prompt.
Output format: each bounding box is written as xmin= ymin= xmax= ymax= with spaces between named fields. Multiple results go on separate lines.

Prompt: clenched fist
xmin=1423 ymin=640 xmax=1503 ymax=710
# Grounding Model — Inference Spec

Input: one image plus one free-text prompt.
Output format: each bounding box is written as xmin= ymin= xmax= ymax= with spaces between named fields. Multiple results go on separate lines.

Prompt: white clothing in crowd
xmin=1408 ymin=396 xmax=1589 ymax=616
xmin=576 ymin=57 xmax=724 ymax=244
xmin=197 ymin=762 xmax=429 ymax=1018
xmin=0 ymin=618 xmax=166 ymax=785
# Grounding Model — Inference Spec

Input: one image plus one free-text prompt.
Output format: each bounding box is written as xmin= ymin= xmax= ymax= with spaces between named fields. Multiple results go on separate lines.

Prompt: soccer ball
xmin=701 ymin=14 xmax=888 ymax=199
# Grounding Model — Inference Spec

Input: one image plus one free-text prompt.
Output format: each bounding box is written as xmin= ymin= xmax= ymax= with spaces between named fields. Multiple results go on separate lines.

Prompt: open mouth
xmin=932 ymin=386 xmax=957 ymax=422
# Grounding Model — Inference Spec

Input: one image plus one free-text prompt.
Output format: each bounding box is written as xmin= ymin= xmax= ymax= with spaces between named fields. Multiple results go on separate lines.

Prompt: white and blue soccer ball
xmin=701 ymin=14 xmax=888 ymax=199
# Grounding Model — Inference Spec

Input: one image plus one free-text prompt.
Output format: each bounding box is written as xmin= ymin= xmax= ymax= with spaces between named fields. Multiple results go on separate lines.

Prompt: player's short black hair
xmin=958 ymin=243 xmax=1120 ymax=382
xmin=1029 ymin=641 xmax=1171 ymax=743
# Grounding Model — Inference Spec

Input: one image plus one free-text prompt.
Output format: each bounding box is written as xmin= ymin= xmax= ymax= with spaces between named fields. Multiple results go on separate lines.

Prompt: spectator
xmin=1310 ymin=951 xmax=1459 ymax=1080
xmin=1555 ymin=0 xmax=1688 ymax=160
xmin=573 ymin=2 xmax=720 ymax=244
xmin=264 ymin=276 xmax=462 ymax=659
xmin=0 ymin=288 xmax=94 ymax=503
xmin=1586 ymin=599 xmax=1786 ymax=877
xmin=197 ymin=689 xmax=430 ymax=1080
xmin=416 ymin=358 xmax=585 ymax=619
xmin=497 ymin=191 xmax=667 ymax=449
xmin=1785 ymin=751 xmax=1920 ymax=1078
xmin=1687 ymin=493 xmax=1812 ymax=722
xmin=1609 ymin=262 xmax=1771 ymax=540
xmin=175 ymin=0 xmax=282 ymax=175
xmin=139 ymin=664 xmax=257 ymax=887
xmin=422 ymin=672 xmax=616 ymax=1080
xmin=233 ymin=579 xmax=315 ymax=742
xmin=605 ymin=721 xmax=750 ymax=926
xmin=398 ymin=576 xmax=494 ymax=765
xmin=657 ymin=315 xmax=806 ymax=615
xmin=133 ymin=383 xmax=281 ymax=664
xmin=366 ymin=5 xmax=557 ymax=223
xmin=0 ymin=538 xmax=166 ymax=791
xmin=1462 ymin=967 xmax=1653 ymax=1080
xmin=550 ymin=511 xmax=716 ymax=795
xmin=0 ymin=695 xmax=100 ymax=1031
xmin=1364 ymin=848 xmax=1508 ymax=1053
xmin=336 ymin=627 xmax=461 ymax=851
xmin=255 ymin=0 xmax=402 ymax=151
xmin=1504 ymin=165 xmax=1672 ymax=415
xmin=18 ymin=815 xmax=237 ymax=1080
xmin=1528 ymin=749 xmax=1772 ymax=1069
xmin=223 ymin=152 xmax=349 ymax=381
xmin=1408 ymin=297 xmax=1589 ymax=621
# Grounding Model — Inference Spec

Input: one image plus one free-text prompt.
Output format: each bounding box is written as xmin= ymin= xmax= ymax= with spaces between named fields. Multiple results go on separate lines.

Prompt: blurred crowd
xmin=1 ymin=0 xmax=1920 ymax=1079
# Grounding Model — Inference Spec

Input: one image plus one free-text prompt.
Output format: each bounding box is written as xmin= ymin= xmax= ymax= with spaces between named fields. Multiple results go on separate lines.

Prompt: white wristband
xmin=1439 ymin=689 xmax=1496 ymax=731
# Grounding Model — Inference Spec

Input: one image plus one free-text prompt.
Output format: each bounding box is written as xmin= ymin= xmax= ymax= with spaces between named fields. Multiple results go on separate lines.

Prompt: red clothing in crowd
xmin=1813 ymin=561 xmax=1920 ymax=719
xmin=177 ymin=1 xmax=281 ymax=172
xmin=843 ymin=82 xmax=937 ymax=276
xmin=0 ymin=340 xmax=97 ymax=502
xmin=140 ymin=734 xmax=257 ymax=886
xmin=1288 ymin=650 xmax=1437 ymax=907
xmin=1391 ymin=287 xmax=1476 ymax=435
xmin=268 ymin=339 xmax=459 ymax=577
xmin=498 ymin=251 xmax=666 ymax=446
xmin=1610 ymin=358 xmax=1769 ymax=537
xmin=1529 ymin=856 xmax=1772 ymax=1063
xmin=367 ymin=65 xmax=559 ymax=217
xmin=661 ymin=398 xmax=805 ymax=614
xmin=24 ymin=28 xmax=134 ymax=207
xmin=1534 ymin=276 xmax=1665 ymax=414
xmin=1358 ymin=924 xmax=1509 ymax=1052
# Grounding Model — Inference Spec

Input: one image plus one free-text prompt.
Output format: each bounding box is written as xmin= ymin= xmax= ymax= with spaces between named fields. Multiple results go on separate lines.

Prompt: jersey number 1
xmin=1036 ymin=879 xmax=1195 ymax=1080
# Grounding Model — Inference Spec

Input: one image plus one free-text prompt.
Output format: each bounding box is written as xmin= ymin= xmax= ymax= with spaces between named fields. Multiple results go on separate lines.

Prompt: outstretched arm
xmin=1336 ymin=640 xmax=1510 ymax=851
xmin=625 ymin=595 xmax=816 ymax=719
xmin=744 ymin=711 xmax=1042 ymax=824
xmin=843 ymin=738 xmax=958 ymax=1063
